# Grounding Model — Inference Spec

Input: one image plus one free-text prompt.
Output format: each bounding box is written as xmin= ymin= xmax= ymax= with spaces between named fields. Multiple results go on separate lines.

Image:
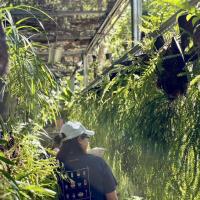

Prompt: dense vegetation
xmin=70 ymin=0 xmax=200 ymax=199
xmin=0 ymin=5 xmax=64 ymax=199
xmin=0 ymin=0 xmax=200 ymax=199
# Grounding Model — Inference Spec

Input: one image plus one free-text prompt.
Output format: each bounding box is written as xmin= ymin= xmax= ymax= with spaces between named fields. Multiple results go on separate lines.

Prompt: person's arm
xmin=100 ymin=158 xmax=118 ymax=199
xmin=106 ymin=190 xmax=118 ymax=200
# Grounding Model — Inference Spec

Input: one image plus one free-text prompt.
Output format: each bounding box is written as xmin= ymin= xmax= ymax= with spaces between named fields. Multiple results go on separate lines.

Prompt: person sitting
xmin=56 ymin=121 xmax=118 ymax=200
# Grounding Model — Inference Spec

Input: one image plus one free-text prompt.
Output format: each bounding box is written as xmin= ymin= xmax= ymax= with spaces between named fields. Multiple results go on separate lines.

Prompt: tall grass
xmin=70 ymin=56 xmax=200 ymax=199
xmin=70 ymin=1 xmax=200 ymax=199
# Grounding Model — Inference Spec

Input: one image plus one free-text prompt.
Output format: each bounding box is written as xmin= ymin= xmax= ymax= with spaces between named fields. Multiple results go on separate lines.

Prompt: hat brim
xmin=85 ymin=130 xmax=95 ymax=136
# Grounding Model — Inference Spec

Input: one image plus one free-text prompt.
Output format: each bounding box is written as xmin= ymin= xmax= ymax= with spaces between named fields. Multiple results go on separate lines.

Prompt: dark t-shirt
xmin=57 ymin=154 xmax=117 ymax=200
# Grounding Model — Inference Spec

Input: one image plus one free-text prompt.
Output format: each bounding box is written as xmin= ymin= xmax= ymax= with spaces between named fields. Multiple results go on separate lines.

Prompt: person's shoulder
xmin=84 ymin=153 xmax=105 ymax=163
xmin=83 ymin=154 xmax=109 ymax=171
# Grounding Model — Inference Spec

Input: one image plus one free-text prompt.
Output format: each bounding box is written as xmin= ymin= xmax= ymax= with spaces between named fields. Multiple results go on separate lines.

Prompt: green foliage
xmin=1 ymin=1 xmax=200 ymax=200
xmin=0 ymin=4 xmax=73 ymax=200
xmin=0 ymin=5 xmax=60 ymax=125
xmin=0 ymin=124 xmax=57 ymax=200
xmin=70 ymin=3 xmax=200 ymax=198
xmin=142 ymin=0 xmax=188 ymax=34
xmin=71 ymin=54 xmax=200 ymax=199
xmin=104 ymin=5 xmax=132 ymax=59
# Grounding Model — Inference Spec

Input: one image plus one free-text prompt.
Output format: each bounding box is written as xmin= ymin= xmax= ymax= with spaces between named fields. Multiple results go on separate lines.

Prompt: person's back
xmin=56 ymin=121 xmax=118 ymax=200
xmin=57 ymin=153 xmax=117 ymax=200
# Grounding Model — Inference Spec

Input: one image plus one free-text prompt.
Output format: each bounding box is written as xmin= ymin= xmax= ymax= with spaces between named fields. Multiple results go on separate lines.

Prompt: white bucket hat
xmin=59 ymin=121 xmax=95 ymax=141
